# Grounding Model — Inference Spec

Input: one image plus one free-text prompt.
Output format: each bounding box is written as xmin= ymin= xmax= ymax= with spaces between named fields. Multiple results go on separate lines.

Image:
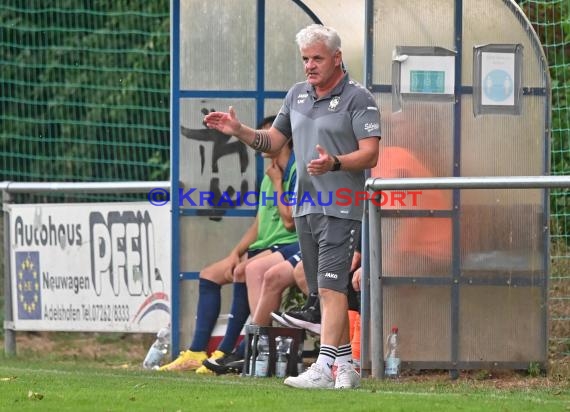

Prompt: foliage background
xmin=0 ymin=1 xmax=170 ymax=184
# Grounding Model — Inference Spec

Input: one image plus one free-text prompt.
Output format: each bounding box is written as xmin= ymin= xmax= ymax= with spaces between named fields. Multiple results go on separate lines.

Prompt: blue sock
xmin=189 ymin=278 xmax=221 ymax=352
xmin=218 ymin=282 xmax=250 ymax=354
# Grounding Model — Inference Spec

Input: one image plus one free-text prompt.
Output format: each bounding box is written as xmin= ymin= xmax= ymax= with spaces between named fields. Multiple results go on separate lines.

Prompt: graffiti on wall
xmin=181 ymin=108 xmax=253 ymax=220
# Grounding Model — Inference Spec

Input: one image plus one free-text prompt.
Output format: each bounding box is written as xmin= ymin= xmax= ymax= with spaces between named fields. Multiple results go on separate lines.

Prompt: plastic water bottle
xmin=254 ymin=334 xmax=269 ymax=377
xmin=384 ymin=326 xmax=400 ymax=378
xmin=275 ymin=336 xmax=289 ymax=378
xmin=142 ymin=326 xmax=170 ymax=370
xmin=247 ymin=337 xmax=257 ymax=376
xmin=295 ymin=338 xmax=304 ymax=374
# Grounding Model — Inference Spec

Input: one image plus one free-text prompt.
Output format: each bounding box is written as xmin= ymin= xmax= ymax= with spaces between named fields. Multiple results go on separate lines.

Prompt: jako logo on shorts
xmin=323 ymin=272 xmax=338 ymax=280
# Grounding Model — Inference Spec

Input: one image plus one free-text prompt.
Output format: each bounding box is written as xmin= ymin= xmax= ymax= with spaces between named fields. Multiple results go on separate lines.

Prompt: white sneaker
xmin=283 ymin=363 xmax=334 ymax=389
xmin=334 ymin=364 xmax=360 ymax=389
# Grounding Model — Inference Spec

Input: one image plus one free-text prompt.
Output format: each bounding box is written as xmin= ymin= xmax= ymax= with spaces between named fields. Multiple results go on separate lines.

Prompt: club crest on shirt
xmin=328 ymin=96 xmax=341 ymax=111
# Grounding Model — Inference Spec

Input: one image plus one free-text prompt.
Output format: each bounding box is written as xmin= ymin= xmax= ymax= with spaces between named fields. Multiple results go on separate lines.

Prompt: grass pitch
xmin=1 ymin=357 xmax=568 ymax=412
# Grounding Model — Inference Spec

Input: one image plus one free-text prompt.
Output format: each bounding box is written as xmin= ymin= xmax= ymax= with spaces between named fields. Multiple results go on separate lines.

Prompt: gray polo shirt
xmin=273 ymin=73 xmax=381 ymax=221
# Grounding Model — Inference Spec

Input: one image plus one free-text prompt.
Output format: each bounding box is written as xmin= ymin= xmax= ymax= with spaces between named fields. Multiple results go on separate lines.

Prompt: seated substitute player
xmin=160 ymin=116 xmax=299 ymax=372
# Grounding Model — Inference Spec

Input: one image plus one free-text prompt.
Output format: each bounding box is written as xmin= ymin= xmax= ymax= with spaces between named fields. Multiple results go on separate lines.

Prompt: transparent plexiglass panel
xmin=459 ymin=286 xmax=544 ymax=362
xmin=264 ymin=98 xmax=285 ymax=119
xmin=265 ymin=0 xmax=316 ymax=90
xmin=383 ymin=285 xmax=451 ymax=361
xmin=381 ymin=217 xmax=452 ymax=277
xmin=462 ymin=0 xmax=548 ymax=87
xmin=179 ymin=217 xmax=254 ymax=272
xmin=180 ymin=0 xmax=256 ymax=90
xmin=461 ymin=95 xmax=547 ymax=177
xmin=460 ymin=196 xmax=545 ymax=276
xmin=372 ymin=0 xmax=455 ymax=85
xmin=179 ymin=98 xmax=257 ymax=211
xmin=373 ymin=94 xmax=454 ymax=180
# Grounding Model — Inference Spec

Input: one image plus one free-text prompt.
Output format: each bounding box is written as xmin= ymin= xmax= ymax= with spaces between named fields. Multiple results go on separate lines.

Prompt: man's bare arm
xmin=204 ymin=106 xmax=289 ymax=154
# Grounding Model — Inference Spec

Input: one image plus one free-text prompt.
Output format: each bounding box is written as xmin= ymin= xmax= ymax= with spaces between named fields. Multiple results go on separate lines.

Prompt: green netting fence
xmin=0 ymin=1 xmax=568 ymax=356
xmin=0 ymin=1 xmax=170 ymax=189
xmin=518 ymin=0 xmax=570 ymax=359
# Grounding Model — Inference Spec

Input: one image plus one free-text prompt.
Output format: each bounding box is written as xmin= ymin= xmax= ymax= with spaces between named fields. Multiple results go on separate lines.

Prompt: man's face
xmin=300 ymin=42 xmax=341 ymax=88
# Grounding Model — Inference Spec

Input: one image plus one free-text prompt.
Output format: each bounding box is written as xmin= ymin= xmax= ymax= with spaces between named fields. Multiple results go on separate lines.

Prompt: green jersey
xmin=249 ymin=153 xmax=297 ymax=250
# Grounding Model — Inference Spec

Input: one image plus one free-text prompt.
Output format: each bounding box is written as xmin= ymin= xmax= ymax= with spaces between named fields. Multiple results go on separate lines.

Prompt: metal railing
xmin=0 ymin=181 xmax=169 ymax=194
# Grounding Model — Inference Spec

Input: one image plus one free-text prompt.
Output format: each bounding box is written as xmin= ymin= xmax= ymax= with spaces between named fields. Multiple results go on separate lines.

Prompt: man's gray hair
xmin=295 ymin=24 xmax=341 ymax=52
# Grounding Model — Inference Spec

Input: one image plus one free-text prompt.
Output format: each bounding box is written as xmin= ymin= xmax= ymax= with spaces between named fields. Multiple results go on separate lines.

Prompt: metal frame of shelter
xmin=360 ymin=0 xmax=551 ymax=378
xmin=170 ymin=0 xmax=551 ymax=375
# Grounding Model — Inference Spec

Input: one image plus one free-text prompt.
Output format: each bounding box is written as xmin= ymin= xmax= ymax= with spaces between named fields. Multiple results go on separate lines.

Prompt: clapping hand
xmin=307 ymin=144 xmax=333 ymax=176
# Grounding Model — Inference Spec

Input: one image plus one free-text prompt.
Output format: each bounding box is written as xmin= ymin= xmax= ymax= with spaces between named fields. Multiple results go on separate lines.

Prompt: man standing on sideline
xmin=205 ymin=24 xmax=381 ymax=389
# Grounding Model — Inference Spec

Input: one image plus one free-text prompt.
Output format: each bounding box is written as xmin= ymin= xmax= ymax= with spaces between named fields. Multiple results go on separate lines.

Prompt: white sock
xmin=315 ymin=344 xmax=336 ymax=376
xmin=335 ymin=343 xmax=353 ymax=367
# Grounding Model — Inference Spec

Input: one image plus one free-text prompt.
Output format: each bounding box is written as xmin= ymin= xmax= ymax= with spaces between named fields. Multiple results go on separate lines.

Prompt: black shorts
xmin=295 ymin=214 xmax=361 ymax=293
xmin=248 ymin=242 xmax=300 ymax=263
